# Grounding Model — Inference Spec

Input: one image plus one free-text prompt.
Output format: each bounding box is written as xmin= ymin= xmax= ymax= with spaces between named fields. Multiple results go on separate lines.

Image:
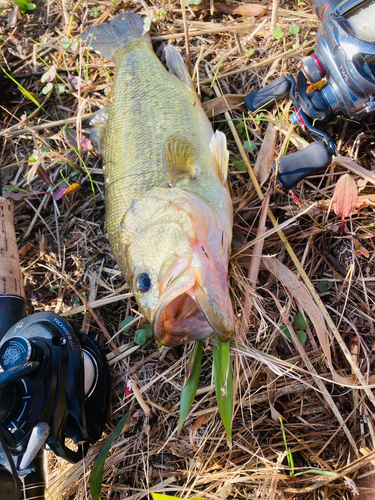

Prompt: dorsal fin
xmin=163 ymin=135 xmax=200 ymax=186
xmin=165 ymin=46 xmax=196 ymax=95
xmin=209 ymin=130 xmax=229 ymax=185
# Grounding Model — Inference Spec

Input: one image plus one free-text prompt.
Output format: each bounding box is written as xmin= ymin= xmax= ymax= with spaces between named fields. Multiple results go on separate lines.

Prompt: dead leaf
xmin=19 ymin=242 xmax=33 ymax=257
xmin=261 ymin=256 xmax=352 ymax=386
xmin=8 ymin=6 xmax=19 ymax=28
xmin=332 ymin=174 xmax=358 ymax=219
xmin=202 ymin=94 xmax=245 ymax=118
xmin=353 ymin=238 xmax=370 ymax=258
xmin=209 ymin=3 xmax=267 ymax=17
xmin=253 ymin=121 xmax=276 ymax=187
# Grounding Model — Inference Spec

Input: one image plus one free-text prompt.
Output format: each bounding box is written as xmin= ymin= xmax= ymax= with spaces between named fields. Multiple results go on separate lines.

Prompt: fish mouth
xmin=153 ymin=270 xmax=234 ymax=347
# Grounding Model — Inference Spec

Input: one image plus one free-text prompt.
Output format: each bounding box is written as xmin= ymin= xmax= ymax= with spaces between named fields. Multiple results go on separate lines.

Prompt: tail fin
xmin=82 ymin=12 xmax=150 ymax=61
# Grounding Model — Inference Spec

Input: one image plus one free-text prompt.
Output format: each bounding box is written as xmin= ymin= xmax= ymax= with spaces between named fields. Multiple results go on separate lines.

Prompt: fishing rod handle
xmin=0 ymin=197 xmax=26 ymax=339
xmin=0 ymin=198 xmax=25 ymax=299
xmin=274 ymin=141 xmax=333 ymax=189
xmin=244 ymin=76 xmax=291 ymax=112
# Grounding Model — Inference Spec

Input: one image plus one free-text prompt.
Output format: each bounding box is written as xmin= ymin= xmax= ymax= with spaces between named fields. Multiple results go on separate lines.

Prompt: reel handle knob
xmin=244 ymin=76 xmax=291 ymax=112
xmin=274 ymin=141 xmax=333 ymax=189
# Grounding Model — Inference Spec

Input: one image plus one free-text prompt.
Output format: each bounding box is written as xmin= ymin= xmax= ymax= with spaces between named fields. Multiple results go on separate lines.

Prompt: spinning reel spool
xmin=0 ymin=198 xmax=110 ymax=500
xmin=245 ymin=0 xmax=375 ymax=189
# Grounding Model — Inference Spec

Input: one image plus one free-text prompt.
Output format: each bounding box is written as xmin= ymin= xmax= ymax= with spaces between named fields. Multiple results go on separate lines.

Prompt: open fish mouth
xmin=153 ymin=285 xmax=214 ymax=346
xmin=153 ymin=265 xmax=234 ymax=346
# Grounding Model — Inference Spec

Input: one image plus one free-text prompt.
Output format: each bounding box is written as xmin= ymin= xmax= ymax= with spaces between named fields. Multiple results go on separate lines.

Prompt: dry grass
xmin=1 ymin=0 xmax=375 ymax=499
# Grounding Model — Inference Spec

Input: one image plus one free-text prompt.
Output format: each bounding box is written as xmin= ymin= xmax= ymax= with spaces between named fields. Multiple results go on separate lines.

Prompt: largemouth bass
xmin=84 ymin=12 xmax=234 ymax=346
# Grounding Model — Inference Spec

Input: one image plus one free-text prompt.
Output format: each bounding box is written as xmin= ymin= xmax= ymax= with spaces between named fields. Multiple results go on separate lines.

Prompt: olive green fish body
xmin=103 ymin=40 xmax=230 ymax=270
xmin=84 ymin=13 xmax=234 ymax=345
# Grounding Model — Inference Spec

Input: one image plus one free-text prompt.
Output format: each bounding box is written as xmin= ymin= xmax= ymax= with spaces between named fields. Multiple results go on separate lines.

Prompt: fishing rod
xmin=245 ymin=0 xmax=375 ymax=189
xmin=0 ymin=196 xmax=111 ymax=500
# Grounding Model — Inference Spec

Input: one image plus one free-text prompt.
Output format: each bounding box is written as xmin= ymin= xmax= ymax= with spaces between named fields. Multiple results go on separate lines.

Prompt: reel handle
xmin=244 ymin=76 xmax=291 ymax=112
xmin=274 ymin=141 xmax=333 ymax=189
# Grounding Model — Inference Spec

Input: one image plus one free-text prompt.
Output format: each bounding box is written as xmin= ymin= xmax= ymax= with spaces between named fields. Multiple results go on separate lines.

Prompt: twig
xmin=180 ymin=0 xmax=192 ymax=76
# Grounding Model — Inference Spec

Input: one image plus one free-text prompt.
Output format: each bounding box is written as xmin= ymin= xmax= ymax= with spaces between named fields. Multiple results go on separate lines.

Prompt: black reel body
xmin=0 ymin=312 xmax=110 ymax=500
xmin=244 ymin=0 xmax=375 ymax=189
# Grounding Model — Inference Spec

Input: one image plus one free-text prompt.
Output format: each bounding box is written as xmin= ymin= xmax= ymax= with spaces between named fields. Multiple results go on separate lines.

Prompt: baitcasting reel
xmin=245 ymin=0 xmax=375 ymax=189
xmin=0 ymin=198 xmax=111 ymax=500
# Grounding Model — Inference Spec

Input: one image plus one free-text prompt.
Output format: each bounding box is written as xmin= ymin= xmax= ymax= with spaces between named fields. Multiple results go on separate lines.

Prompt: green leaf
xmin=143 ymin=323 xmax=153 ymax=339
xmin=236 ymin=121 xmax=244 ymax=133
xmin=134 ymin=329 xmax=147 ymax=345
xmin=143 ymin=17 xmax=151 ymax=31
xmin=273 ymin=26 xmax=284 ymax=40
xmin=292 ymin=313 xmax=310 ymax=331
xmin=90 ymin=6 xmax=99 ymax=17
xmin=254 ymin=112 xmax=266 ymax=125
xmin=120 ymin=316 xmax=133 ymax=332
xmin=178 ymin=340 xmax=203 ymax=432
xmin=288 ymin=25 xmax=300 ymax=35
xmin=14 ymin=0 xmax=29 ymax=13
xmin=212 ymin=339 xmax=233 ymax=444
xmin=292 ymin=42 xmax=300 ymax=49
xmin=294 ymin=469 xmax=338 ymax=477
xmin=90 ymin=413 xmax=129 ymax=500
xmin=55 ymin=83 xmax=66 ymax=94
xmin=71 ymin=39 xmax=79 ymax=52
xmin=62 ymin=37 xmax=70 ymax=49
xmin=42 ymin=82 xmax=53 ymax=94
xmin=233 ymin=161 xmax=247 ymax=171
xmin=243 ymin=140 xmax=256 ymax=152
xmin=316 ymin=281 xmax=330 ymax=292
xmin=245 ymin=48 xmax=255 ymax=57
xmin=27 ymin=3 xmax=36 ymax=10
xmin=281 ymin=323 xmax=291 ymax=339
xmin=297 ymin=330 xmax=307 ymax=343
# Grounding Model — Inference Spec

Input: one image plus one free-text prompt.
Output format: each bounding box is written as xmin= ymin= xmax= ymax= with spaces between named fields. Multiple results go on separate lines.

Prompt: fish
xmin=83 ymin=12 xmax=235 ymax=346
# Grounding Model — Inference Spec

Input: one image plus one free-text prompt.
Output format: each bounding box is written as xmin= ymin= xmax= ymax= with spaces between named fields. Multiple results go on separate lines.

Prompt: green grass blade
xmin=90 ymin=412 xmax=129 ymax=500
xmin=2 ymin=67 xmax=50 ymax=117
xmin=178 ymin=340 xmax=203 ymax=432
xmin=212 ymin=339 xmax=233 ymax=445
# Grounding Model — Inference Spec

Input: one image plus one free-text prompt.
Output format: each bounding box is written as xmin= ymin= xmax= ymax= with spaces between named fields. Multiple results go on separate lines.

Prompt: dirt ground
xmin=1 ymin=0 xmax=375 ymax=499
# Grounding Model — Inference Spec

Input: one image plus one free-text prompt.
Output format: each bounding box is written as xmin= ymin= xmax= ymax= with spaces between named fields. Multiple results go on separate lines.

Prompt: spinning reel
xmin=0 ymin=198 xmax=111 ymax=500
xmin=245 ymin=0 xmax=375 ymax=189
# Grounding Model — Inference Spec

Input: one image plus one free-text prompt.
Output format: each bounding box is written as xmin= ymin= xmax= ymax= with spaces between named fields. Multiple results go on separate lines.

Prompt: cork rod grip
xmin=0 ymin=197 xmax=25 ymax=299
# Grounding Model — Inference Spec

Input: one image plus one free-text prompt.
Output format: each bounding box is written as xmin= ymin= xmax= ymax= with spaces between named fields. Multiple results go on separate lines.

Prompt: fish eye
xmin=136 ymin=272 xmax=152 ymax=293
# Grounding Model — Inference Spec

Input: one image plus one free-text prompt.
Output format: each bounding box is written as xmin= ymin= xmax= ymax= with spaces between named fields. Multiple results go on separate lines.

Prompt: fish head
xmin=120 ymin=188 xmax=234 ymax=346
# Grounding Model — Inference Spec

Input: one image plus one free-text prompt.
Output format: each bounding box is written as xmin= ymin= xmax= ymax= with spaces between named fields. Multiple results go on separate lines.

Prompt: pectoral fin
xmin=163 ymin=136 xmax=201 ymax=186
xmin=210 ymin=130 xmax=229 ymax=185
xmin=165 ymin=46 xmax=196 ymax=95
